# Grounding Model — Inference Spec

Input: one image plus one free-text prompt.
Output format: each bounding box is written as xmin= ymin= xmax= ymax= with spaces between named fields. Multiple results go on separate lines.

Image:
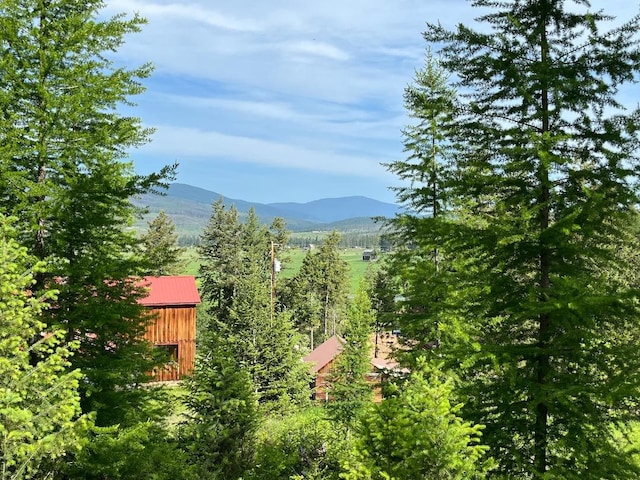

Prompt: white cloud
xmin=172 ymin=96 xmax=302 ymax=121
xmin=105 ymin=0 xmax=448 ymax=106
xmin=161 ymin=92 xmax=380 ymax=125
xmin=106 ymin=0 xmax=261 ymax=31
xmin=142 ymin=125 xmax=393 ymax=178
xmin=286 ymin=41 xmax=350 ymax=62
xmin=105 ymin=0 xmax=640 ymax=202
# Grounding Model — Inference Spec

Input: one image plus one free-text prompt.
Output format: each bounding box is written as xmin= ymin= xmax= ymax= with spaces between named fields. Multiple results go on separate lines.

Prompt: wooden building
xmin=139 ymin=276 xmax=200 ymax=382
xmin=304 ymin=335 xmax=343 ymax=402
xmin=303 ymin=333 xmax=402 ymax=402
xmin=362 ymin=249 xmax=377 ymax=261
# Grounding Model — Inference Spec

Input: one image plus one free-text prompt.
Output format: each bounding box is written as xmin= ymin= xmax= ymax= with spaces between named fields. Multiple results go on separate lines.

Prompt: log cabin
xmin=139 ymin=276 xmax=200 ymax=382
xmin=303 ymin=332 xmax=402 ymax=402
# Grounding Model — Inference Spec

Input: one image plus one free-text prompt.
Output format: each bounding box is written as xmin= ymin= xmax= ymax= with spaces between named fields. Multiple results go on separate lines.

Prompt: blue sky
xmin=104 ymin=0 xmax=635 ymax=204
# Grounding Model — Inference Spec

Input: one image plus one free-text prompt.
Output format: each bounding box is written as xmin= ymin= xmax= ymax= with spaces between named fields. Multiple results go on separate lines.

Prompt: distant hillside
xmin=269 ymin=196 xmax=399 ymax=223
xmin=162 ymin=183 xmax=299 ymax=220
xmin=133 ymin=183 xmax=400 ymax=239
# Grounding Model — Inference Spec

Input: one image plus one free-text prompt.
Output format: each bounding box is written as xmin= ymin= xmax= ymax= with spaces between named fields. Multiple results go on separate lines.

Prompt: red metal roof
xmin=303 ymin=333 xmax=403 ymax=374
xmin=303 ymin=335 xmax=344 ymax=373
xmin=138 ymin=276 xmax=201 ymax=307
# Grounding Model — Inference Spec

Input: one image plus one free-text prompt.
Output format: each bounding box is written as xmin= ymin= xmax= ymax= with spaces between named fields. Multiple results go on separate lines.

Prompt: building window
xmin=156 ymin=344 xmax=178 ymax=365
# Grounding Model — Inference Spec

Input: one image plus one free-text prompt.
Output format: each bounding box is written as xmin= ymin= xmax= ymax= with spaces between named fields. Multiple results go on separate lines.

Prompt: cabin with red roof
xmin=303 ymin=332 xmax=402 ymax=402
xmin=304 ymin=335 xmax=344 ymax=402
xmin=139 ymin=276 xmax=200 ymax=382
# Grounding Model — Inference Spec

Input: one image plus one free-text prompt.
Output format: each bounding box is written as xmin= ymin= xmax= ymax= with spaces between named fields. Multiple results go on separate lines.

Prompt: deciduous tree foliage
xmin=0 ymin=216 xmax=86 ymax=480
xmin=247 ymin=408 xmax=344 ymax=480
xmin=63 ymin=421 xmax=198 ymax=480
xmin=390 ymin=1 xmax=640 ymax=478
xmin=0 ymin=0 xmax=176 ymax=428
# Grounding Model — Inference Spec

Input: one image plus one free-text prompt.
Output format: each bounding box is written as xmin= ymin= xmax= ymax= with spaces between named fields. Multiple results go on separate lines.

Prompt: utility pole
xmin=270 ymin=241 xmax=281 ymax=324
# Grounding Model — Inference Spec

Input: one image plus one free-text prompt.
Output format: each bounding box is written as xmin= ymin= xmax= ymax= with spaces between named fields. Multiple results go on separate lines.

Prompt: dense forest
xmin=4 ymin=0 xmax=640 ymax=479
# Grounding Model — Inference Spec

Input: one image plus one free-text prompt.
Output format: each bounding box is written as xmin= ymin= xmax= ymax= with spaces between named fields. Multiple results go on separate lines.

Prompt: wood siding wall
xmin=311 ymin=359 xmax=384 ymax=403
xmin=312 ymin=360 xmax=336 ymax=402
xmin=143 ymin=305 xmax=196 ymax=382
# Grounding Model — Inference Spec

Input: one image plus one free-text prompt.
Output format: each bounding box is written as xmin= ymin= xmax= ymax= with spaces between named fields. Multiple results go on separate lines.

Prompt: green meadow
xmin=278 ymin=247 xmax=381 ymax=293
xmin=182 ymin=246 xmax=381 ymax=294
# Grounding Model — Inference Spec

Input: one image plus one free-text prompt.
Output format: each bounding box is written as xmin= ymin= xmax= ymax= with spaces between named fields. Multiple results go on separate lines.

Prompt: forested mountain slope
xmin=133 ymin=183 xmax=401 ymax=236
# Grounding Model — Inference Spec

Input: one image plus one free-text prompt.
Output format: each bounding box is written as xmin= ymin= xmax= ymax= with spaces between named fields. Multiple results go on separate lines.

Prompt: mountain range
xmin=133 ymin=183 xmax=402 ymax=236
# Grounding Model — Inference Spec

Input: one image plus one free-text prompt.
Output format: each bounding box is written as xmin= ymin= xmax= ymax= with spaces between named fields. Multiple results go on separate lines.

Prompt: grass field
xmin=278 ymin=247 xmax=380 ymax=293
xmin=181 ymin=246 xmax=381 ymax=294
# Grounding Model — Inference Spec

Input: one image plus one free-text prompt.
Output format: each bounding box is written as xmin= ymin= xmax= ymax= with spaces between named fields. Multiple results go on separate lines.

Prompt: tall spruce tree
xmin=317 ymin=231 xmax=350 ymax=340
xmin=392 ymin=48 xmax=456 ymax=217
xmin=283 ymin=231 xmax=350 ymax=348
xmin=198 ymin=199 xmax=243 ymax=324
xmin=197 ymin=203 xmax=309 ymax=409
xmin=391 ymin=1 xmax=640 ymax=478
xmin=385 ymin=51 xmax=461 ymax=356
xmin=280 ymin=252 xmax=324 ymax=349
xmin=0 ymin=0 xmax=175 ymax=427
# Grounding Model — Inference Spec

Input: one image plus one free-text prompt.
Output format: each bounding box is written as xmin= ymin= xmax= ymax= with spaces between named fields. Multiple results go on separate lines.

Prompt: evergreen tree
xmin=198 ymin=204 xmax=309 ymax=408
xmin=283 ymin=231 xmax=350 ymax=348
xmin=343 ymin=358 xmax=491 ymax=480
xmin=0 ymin=0 xmax=176 ymax=428
xmin=391 ymin=48 xmax=456 ymax=218
xmin=280 ymin=253 xmax=324 ymax=349
xmin=140 ymin=210 xmax=185 ymax=276
xmin=269 ymin=216 xmax=291 ymax=271
xmin=327 ymin=280 xmax=375 ymax=428
xmin=392 ymin=1 xmax=640 ymax=477
xmin=0 ymin=216 xmax=87 ymax=480
xmin=198 ymin=198 xmax=243 ymax=323
xmin=182 ymin=330 xmax=259 ymax=480
xmin=385 ymin=52 xmax=461 ymax=356
xmin=368 ymin=264 xmax=399 ymax=336
xmin=317 ymin=232 xmax=350 ymax=339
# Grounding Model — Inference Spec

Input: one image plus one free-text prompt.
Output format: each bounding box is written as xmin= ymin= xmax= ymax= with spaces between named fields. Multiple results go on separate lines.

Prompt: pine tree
xmin=0 ymin=0 xmax=176 ymax=427
xmin=0 ymin=216 xmax=87 ymax=480
xmin=392 ymin=1 xmax=640 ymax=477
xmin=140 ymin=210 xmax=185 ymax=276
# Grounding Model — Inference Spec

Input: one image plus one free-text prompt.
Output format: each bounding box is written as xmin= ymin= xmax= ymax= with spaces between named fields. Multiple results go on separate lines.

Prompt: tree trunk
xmin=534 ymin=9 xmax=551 ymax=477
